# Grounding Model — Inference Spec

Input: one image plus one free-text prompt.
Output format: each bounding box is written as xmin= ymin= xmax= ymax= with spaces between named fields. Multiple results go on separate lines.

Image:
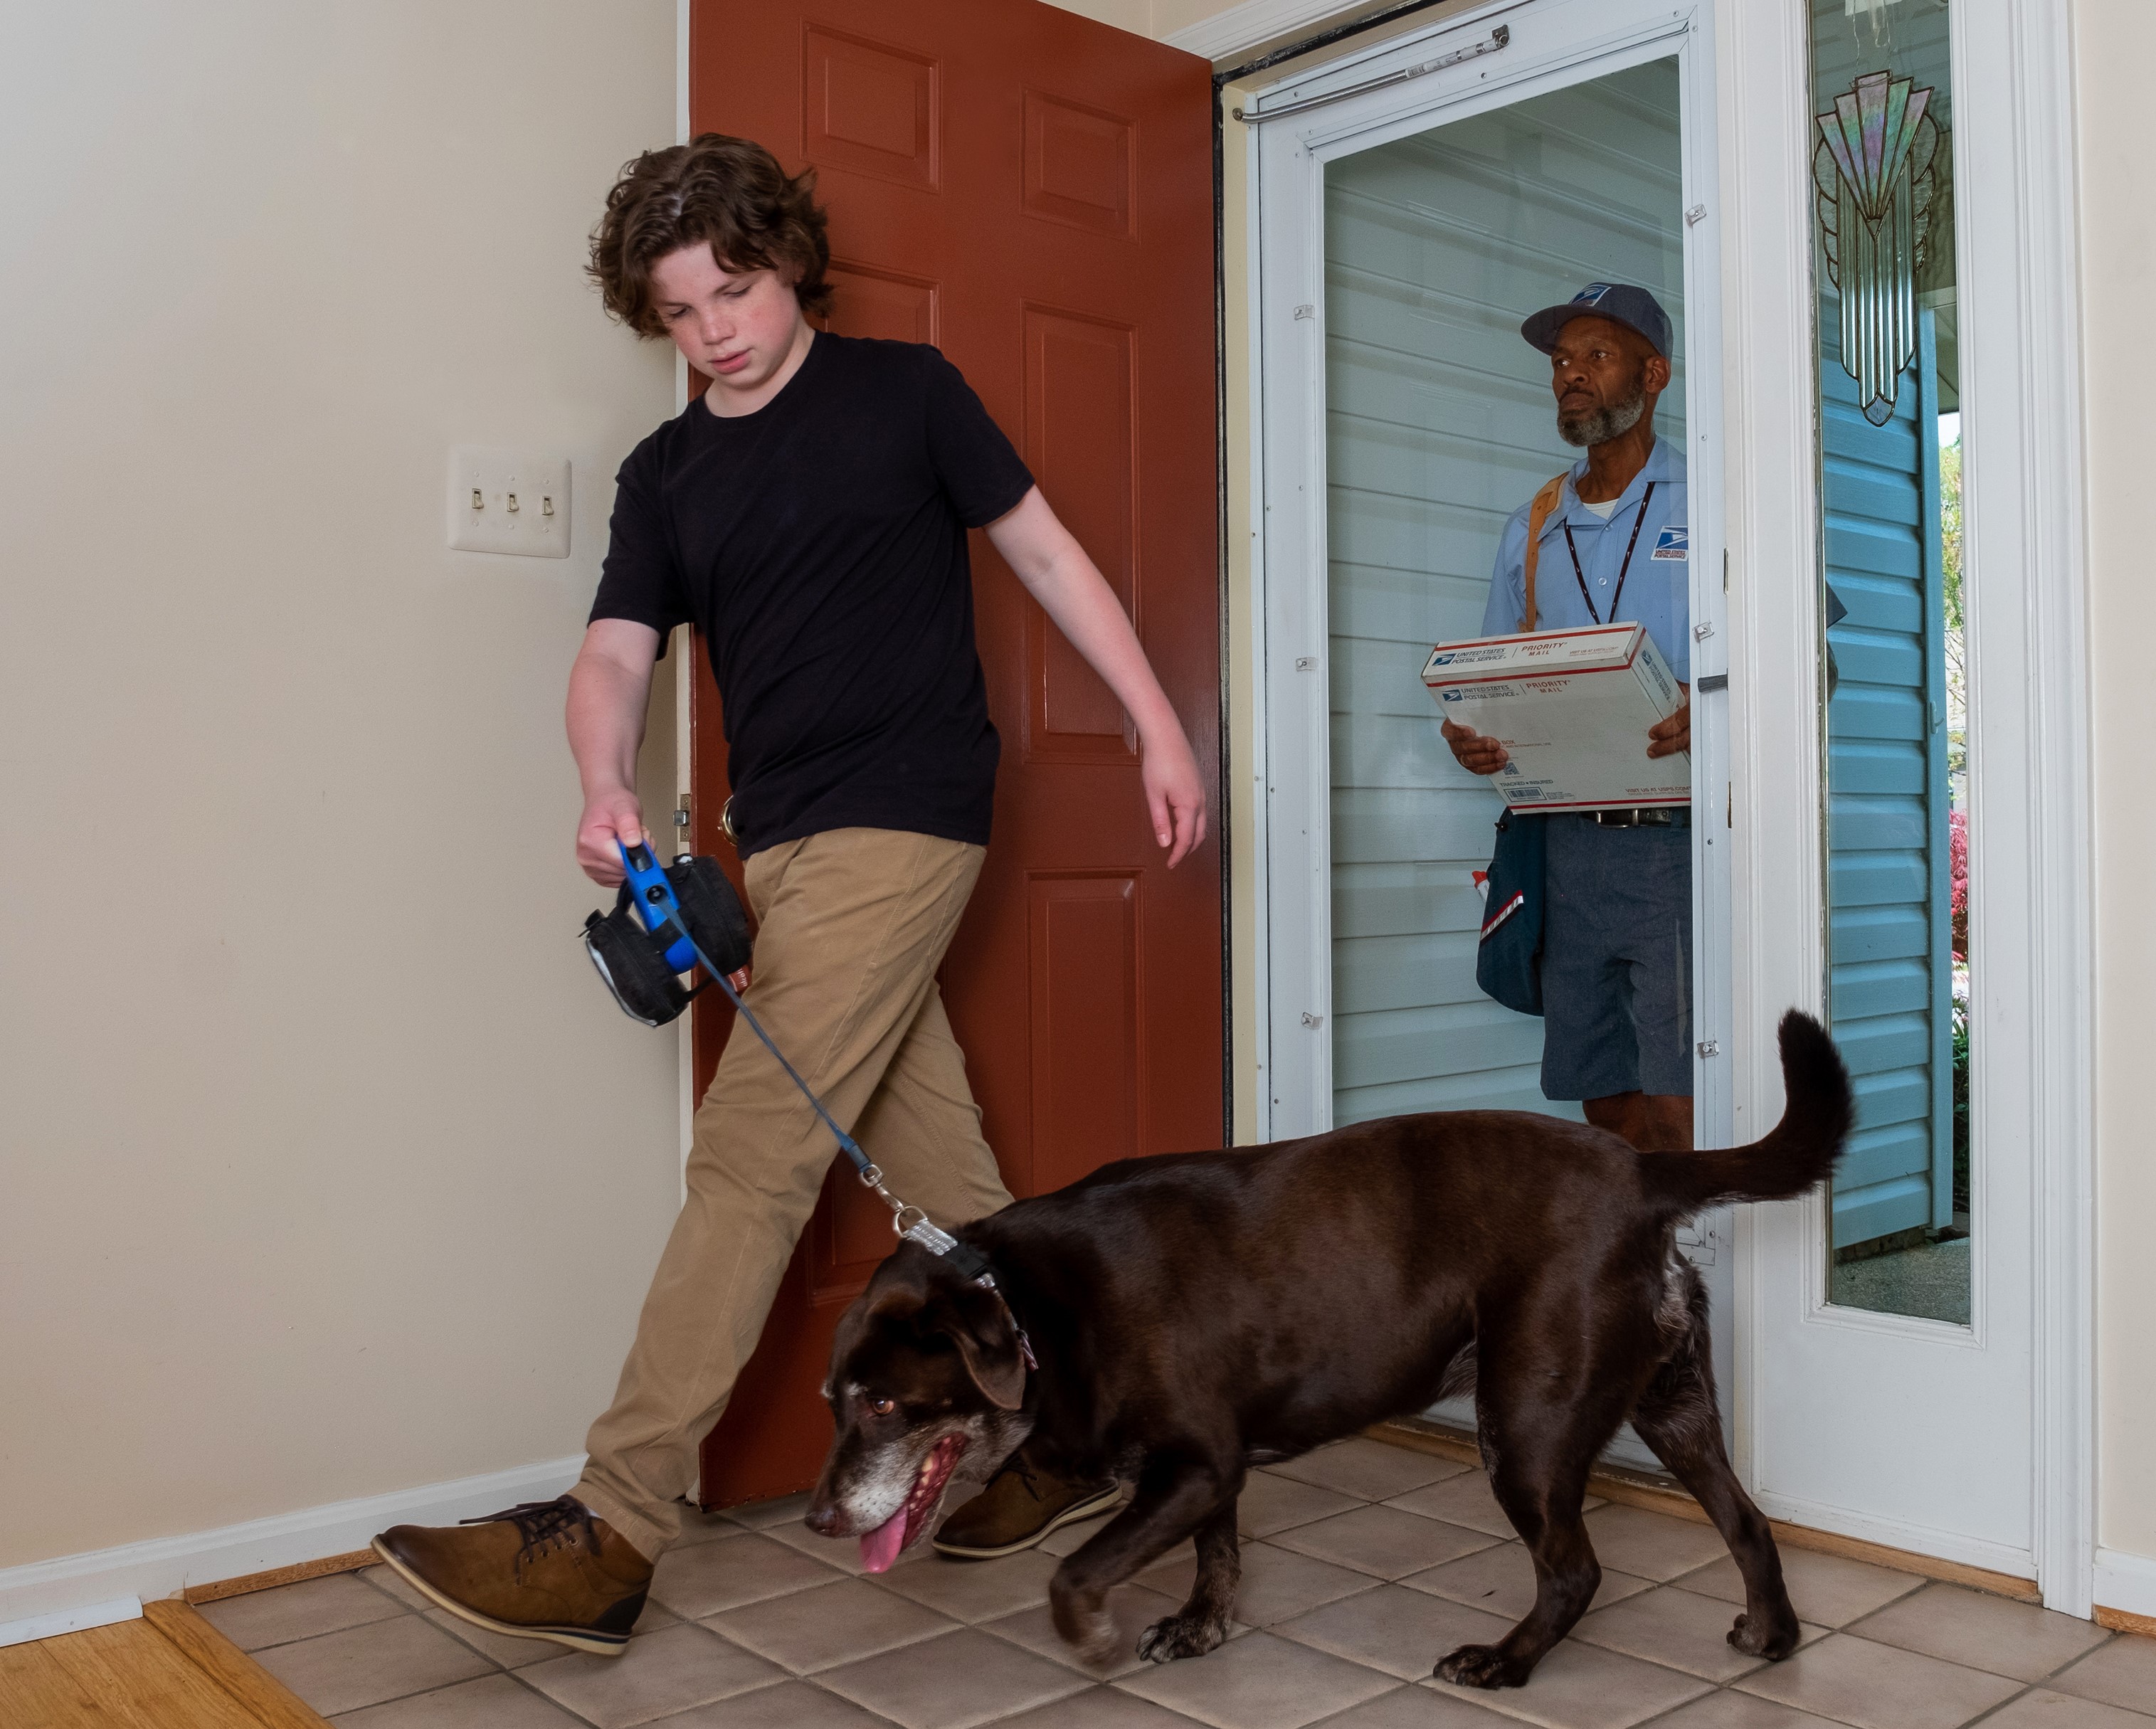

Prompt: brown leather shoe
xmin=931 ymin=1457 xmax=1119 ymax=1560
xmin=371 ymin=1496 xmax=652 ymax=1656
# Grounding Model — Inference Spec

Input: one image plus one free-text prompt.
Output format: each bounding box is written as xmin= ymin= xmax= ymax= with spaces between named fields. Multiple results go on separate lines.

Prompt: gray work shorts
xmin=1539 ymin=814 xmax=1693 ymax=1101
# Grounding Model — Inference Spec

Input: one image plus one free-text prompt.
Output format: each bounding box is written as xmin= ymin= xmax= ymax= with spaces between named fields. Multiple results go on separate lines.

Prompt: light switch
xmin=448 ymin=447 xmax=570 ymax=558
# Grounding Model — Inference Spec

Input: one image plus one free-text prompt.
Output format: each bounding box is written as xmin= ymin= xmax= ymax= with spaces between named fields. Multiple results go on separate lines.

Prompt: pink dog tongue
xmin=860 ymin=1508 xmax=907 ymax=1574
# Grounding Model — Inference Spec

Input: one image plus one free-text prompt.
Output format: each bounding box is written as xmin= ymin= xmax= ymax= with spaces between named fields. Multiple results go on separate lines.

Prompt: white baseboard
xmin=2095 ymin=1546 xmax=2156 ymax=1619
xmin=0 ymin=1595 xmax=141 ymax=1651
xmin=0 ymin=1455 xmax=581 ymax=1629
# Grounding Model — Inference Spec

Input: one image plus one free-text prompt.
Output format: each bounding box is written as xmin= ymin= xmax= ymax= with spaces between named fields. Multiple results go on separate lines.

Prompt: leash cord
xmin=693 ymin=950 xmax=873 ymax=1178
xmin=658 ymin=914 xmax=1002 ymax=1272
xmin=627 ymin=853 xmax=1030 ymax=1363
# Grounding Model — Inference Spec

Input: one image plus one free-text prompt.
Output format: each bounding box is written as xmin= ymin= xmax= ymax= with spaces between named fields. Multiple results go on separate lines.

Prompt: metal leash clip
xmin=889 ymin=1197 xmax=1037 ymax=1370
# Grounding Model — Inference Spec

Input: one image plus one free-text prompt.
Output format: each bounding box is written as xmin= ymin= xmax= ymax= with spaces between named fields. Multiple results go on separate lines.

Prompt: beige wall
xmin=1047 ymin=0 xmax=1157 ymax=31
xmin=6 ymin=0 xmax=2145 ymax=1597
xmin=0 ymin=3 xmax=680 ymax=1571
xmin=2076 ymin=0 xmax=2156 ymax=1568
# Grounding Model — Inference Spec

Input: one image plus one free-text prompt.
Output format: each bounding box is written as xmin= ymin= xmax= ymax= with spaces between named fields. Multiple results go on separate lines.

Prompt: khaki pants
xmin=574 ymin=828 xmax=1014 ymax=1561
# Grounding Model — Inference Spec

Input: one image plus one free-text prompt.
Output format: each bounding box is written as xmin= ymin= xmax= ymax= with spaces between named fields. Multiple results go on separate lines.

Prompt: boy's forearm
xmin=1014 ymin=547 xmax=1182 ymax=739
xmin=565 ymin=641 xmax=655 ymax=795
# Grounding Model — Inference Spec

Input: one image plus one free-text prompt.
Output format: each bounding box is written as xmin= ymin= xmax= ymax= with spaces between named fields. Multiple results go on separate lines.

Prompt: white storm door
xmin=1727 ymin=0 xmax=2088 ymax=1604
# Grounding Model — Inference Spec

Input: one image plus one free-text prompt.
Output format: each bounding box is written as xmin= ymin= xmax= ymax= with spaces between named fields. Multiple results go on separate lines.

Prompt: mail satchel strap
xmin=1518 ymin=472 xmax=1568 ymax=633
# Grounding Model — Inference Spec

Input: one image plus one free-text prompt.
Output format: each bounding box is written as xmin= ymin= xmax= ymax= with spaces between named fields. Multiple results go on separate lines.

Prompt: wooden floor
xmin=0 ymin=1600 xmax=329 ymax=1729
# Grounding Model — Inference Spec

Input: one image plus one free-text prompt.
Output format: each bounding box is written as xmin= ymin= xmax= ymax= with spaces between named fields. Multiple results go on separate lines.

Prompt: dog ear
xmin=944 ymin=1287 xmax=1027 ymax=1412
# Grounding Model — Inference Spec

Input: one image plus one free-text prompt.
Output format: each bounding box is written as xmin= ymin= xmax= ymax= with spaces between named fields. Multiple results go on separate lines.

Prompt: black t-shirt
xmin=588 ymin=333 xmax=1034 ymax=855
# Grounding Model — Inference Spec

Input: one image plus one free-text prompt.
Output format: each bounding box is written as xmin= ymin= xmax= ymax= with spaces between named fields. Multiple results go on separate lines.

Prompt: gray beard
xmin=1558 ymin=386 xmax=1647 ymax=448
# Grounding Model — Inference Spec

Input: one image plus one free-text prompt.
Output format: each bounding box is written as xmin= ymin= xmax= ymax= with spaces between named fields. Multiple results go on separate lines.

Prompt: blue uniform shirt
xmin=1478 ymin=438 xmax=1691 ymax=683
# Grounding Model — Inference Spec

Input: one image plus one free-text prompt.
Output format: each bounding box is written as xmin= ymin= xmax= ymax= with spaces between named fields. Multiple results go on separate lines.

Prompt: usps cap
xmin=1521 ymin=282 xmax=1671 ymax=359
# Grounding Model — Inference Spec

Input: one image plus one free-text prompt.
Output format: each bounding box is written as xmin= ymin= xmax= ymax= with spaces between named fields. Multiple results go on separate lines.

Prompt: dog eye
xmin=868 ymin=1396 xmax=897 ymax=1416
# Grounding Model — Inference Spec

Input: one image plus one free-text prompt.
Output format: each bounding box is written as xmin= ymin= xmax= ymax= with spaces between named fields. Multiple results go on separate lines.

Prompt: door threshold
xmin=1 ymin=1598 xmax=331 ymax=1727
xmin=1369 ymin=1417 xmax=2040 ymax=1604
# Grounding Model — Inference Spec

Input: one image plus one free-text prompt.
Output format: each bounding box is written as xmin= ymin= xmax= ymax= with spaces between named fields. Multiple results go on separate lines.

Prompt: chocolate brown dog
xmin=805 ymin=1011 xmax=1850 ymax=1691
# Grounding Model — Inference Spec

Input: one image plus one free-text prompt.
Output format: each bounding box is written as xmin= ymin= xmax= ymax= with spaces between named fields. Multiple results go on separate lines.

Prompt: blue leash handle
xmin=616 ymin=842 xmax=874 ymax=1179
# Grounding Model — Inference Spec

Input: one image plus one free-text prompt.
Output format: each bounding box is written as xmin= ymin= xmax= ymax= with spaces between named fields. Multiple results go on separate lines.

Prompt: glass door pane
xmin=1809 ymin=0 xmax=1970 ymax=1322
xmin=1322 ymin=59 xmax=1688 ymax=1131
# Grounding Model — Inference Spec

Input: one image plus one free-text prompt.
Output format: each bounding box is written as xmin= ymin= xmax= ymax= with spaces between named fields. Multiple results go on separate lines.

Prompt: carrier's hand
xmin=577 ymin=788 xmax=648 ymax=886
xmin=1143 ymin=724 xmax=1209 ymax=869
xmin=1442 ymin=718 xmax=1511 ymax=775
xmin=1647 ymin=689 xmax=1691 ymax=758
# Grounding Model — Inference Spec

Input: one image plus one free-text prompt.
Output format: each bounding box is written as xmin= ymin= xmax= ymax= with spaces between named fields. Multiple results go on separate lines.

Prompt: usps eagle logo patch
xmin=1650 ymin=525 xmax=1689 ymax=561
xmin=1573 ymin=282 xmax=1615 ymax=306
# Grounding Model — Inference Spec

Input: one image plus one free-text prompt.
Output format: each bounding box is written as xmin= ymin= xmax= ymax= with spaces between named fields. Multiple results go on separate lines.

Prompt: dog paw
xmin=1434 ymin=1643 xmax=1531 ymax=1691
xmin=1727 ymin=1611 xmax=1801 ymax=1660
xmin=1056 ymin=1608 xmax=1118 ymax=1668
xmin=1136 ymin=1612 xmax=1230 ymax=1664
xmin=1050 ymin=1588 xmax=1119 ymax=1669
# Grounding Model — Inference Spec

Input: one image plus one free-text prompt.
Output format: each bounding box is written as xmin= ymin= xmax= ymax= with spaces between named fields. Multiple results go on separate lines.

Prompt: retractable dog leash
xmin=584 ymin=842 xmax=1034 ymax=1365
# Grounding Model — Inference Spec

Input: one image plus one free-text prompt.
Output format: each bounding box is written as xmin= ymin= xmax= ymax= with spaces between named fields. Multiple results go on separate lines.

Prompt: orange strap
xmin=1518 ymin=473 xmax=1568 ymax=633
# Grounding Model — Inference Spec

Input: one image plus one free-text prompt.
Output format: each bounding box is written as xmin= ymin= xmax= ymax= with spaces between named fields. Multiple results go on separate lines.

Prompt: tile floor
xmin=197 ymin=1439 xmax=2155 ymax=1729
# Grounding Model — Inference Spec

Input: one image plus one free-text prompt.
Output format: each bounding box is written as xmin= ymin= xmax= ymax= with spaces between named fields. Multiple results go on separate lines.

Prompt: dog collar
xmin=897 ymin=1210 xmax=1037 ymax=1373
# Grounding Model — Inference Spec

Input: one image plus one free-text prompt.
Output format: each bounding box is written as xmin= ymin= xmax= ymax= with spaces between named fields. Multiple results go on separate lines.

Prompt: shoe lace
xmin=463 ymin=1496 xmax=599 ymax=1563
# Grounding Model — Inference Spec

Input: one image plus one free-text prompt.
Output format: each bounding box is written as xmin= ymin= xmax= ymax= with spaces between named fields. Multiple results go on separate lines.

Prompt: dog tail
xmin=1640 ymin=1011 xmax=1853 ymax=1215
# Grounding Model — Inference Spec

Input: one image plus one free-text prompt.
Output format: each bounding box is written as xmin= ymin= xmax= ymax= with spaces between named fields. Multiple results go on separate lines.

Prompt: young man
xmin=372 ymin=134 xmax=1206 ymax=1655
xmin=1442 ymin=284 xmax=1693 ymax=1154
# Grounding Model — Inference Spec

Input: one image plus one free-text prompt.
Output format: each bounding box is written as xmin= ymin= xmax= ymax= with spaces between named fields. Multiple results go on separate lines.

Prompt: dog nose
xmin=804 ymin=1501 xmax=842 ymax=1538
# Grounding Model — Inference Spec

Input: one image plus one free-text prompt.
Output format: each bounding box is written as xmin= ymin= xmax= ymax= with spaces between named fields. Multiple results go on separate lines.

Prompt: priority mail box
xmin=1422 ymin=623 xmax=1690 ymax=812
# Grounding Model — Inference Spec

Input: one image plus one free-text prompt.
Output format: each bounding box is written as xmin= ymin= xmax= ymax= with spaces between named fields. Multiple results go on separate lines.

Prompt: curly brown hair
xmin=588 ymin=134 xmax=833 ymax=337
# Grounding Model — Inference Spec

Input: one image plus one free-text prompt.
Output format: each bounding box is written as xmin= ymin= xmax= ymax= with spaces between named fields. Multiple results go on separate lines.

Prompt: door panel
xmin=687 ymin=0 xmax=1218 ymax=1509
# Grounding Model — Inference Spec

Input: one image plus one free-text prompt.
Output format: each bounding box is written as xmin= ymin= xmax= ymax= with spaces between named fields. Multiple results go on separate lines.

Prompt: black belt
xmin=1585 ymin=807 xmax=1689 ymax=828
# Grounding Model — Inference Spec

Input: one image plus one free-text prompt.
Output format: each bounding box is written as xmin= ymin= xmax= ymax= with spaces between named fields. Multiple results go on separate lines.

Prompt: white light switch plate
xmin=448 ymin=447 xmax=570 ymax=557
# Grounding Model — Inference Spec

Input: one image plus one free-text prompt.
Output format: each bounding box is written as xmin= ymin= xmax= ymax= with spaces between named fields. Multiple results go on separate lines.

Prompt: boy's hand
xmin=1442 ymin=717 xmax=1511 ymax=775
xmin=578 ymin=789 xmax=648 ymax=886
xmin=1143 ymin=726 xmax=1209 ymax=869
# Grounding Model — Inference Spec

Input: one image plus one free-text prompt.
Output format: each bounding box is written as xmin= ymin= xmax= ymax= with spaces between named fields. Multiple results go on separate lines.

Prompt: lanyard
xmin=1562 ymin=480 xmax=1657 ymax=625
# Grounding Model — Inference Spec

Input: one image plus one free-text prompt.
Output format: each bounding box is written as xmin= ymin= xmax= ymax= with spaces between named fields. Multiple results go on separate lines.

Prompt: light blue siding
xmin=1824 ymin=311 xmax=1954 ymax=1248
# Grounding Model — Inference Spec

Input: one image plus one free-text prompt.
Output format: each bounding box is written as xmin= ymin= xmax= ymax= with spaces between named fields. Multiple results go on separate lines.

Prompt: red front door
xmin=688 ymin=0 xmax=1220 ymax=1508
